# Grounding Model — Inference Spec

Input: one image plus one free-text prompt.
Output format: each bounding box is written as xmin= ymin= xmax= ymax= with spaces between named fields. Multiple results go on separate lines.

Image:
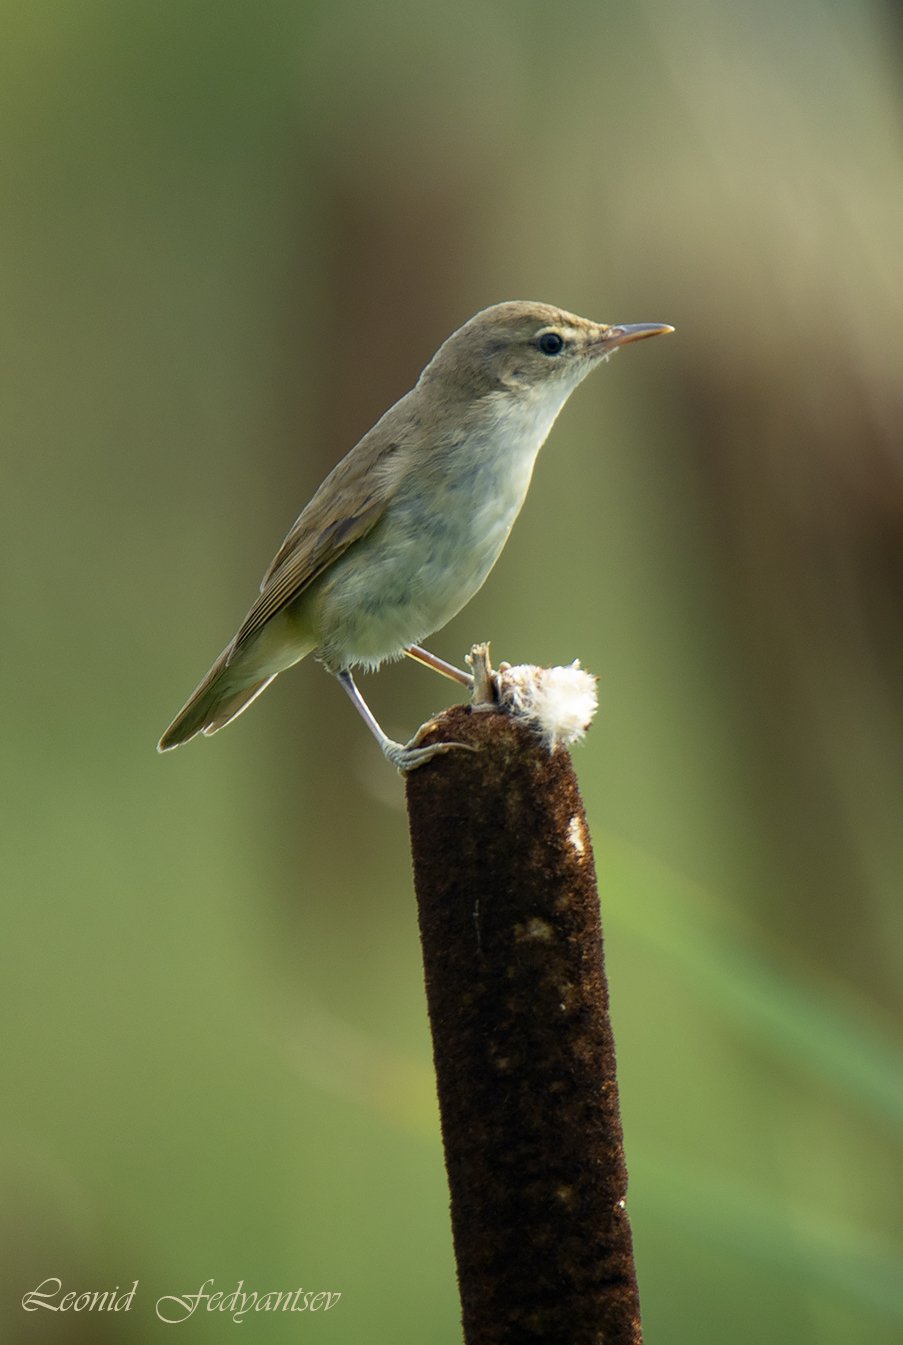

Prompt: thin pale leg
xmin=404 ymin=644 xmax=473 ymax=688
xmin=335 ymin=669 xmax=476 ymax=772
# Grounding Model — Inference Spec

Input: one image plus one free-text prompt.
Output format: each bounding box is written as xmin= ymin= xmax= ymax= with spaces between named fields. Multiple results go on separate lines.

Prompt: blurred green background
xmin=3 ymin=1 xmax=902 ymax=1341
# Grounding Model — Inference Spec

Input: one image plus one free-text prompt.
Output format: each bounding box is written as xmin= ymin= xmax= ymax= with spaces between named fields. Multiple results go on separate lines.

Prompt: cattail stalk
xmin=404 ymin=647 xmax=642 ymax=1345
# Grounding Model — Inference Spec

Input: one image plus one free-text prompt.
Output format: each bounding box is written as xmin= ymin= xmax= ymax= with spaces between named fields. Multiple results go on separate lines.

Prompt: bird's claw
xmin=384 ymin=729 xmax=479 ymax=773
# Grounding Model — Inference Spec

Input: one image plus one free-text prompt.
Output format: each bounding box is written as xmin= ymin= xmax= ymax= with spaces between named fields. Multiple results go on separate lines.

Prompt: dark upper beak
xmin=592 ymin=322 xmax=674 ymax=354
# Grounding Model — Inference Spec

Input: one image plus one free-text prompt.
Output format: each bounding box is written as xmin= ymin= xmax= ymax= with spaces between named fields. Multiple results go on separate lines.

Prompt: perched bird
xmin=158 ymin=301 xmax=672 ymax=768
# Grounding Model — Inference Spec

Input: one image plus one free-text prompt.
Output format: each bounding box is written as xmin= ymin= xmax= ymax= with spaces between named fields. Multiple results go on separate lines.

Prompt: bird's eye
xmin=537 ymin=331 xmax=565 ymax=355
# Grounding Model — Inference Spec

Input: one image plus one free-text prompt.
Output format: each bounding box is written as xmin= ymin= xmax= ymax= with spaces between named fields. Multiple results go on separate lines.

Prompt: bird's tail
xmin=157 ymin=643 xmax=276 ymax=751
xmin=158 ymin=608 xmax=319 ymax=752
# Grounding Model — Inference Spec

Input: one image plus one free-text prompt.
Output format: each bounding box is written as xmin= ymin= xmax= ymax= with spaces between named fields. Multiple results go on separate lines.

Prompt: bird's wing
xmin=231 ymin=443 xmax=395 ymax=652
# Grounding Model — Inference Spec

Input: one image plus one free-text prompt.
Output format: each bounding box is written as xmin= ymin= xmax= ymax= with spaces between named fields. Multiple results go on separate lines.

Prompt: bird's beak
xmin=591 ymin=322 xmax=675 ymax=355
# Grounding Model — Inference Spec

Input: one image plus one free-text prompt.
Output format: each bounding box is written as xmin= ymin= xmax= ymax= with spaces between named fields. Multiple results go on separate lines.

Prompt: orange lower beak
xmin=594 ymin=322 xmax=675 ymax=354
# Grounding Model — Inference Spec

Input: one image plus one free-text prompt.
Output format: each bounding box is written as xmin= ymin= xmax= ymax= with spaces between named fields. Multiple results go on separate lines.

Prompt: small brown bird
xmin=158 ymin=301 xmax=672 ymax=767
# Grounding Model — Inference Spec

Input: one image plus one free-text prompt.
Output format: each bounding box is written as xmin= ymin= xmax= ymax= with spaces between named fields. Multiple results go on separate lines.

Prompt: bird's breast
xmin=310 ymin=401 xmax=563 ymax=669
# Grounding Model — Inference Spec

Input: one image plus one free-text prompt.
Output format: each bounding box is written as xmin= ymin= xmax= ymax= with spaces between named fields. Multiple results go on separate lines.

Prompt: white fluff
xmin=497 ymin=661 xmax=599 ymax=750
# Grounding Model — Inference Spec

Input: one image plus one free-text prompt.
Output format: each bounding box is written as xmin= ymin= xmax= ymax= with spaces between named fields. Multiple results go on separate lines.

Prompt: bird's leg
xmin=403 ymin=644 xmax=474 ymax=688
xmin=335 ymin=669 xmax=477 ymax=772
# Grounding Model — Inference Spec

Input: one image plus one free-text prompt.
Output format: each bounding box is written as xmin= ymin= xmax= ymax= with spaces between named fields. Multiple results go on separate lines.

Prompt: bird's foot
xmin=383 ymin=720 xmax=479 ymax=772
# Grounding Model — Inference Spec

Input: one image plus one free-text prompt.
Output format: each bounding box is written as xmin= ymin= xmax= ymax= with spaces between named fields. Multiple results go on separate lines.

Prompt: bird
xmin=158 ymin=301 xmax=672 ymax=768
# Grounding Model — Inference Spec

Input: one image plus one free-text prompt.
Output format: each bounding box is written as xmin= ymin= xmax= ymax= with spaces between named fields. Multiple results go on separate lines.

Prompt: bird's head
xmin=420 ymin=301 xmax=673 ymax=400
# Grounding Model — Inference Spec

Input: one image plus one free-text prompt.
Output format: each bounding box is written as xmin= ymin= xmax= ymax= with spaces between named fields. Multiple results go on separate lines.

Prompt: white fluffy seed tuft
xmin=496 ymin=661 xmax=599 ymax=751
